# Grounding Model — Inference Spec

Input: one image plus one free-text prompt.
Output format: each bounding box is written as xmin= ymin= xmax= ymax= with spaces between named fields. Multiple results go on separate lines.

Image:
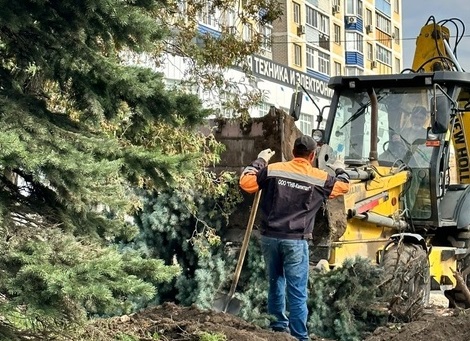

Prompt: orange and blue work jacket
xmin=239 ymin=157 xmax=350 ymax=240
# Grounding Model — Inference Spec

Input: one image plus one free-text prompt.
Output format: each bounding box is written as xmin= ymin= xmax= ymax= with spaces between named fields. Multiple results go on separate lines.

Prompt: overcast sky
xmin=402 ymin=2 xmax=470 ymax=71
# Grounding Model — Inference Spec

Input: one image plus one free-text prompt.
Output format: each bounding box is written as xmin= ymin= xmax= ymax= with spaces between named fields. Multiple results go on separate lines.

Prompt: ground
xmin=364 ymin=307 xmax=470 ymax=341
xmin=86 ymin=295 xmax=470 ymax=341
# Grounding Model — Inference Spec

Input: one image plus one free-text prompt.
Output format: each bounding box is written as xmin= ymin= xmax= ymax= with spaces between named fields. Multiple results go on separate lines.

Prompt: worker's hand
xmin=258 ymin=149 xmax=275 ymax=163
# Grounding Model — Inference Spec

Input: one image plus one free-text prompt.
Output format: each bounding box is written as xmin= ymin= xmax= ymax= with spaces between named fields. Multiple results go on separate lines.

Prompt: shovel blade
xmin=212 ymin=293 xmax=242 ymax=314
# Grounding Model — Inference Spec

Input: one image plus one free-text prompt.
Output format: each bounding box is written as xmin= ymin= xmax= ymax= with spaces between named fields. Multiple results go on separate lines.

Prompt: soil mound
xmin=86 ymin=302 xmax=470 ymax=341
xmin=365 ymin=307 xmax=470 ymax=341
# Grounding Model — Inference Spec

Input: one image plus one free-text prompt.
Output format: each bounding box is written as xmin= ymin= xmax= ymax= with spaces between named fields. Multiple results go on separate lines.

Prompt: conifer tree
xmin=307 ymin=257 xmax=389 ymax=341
xmin=0 ymin=0 xmax=208 ymax=336
xmin=0 ymin=0 xmax=284 ymax=338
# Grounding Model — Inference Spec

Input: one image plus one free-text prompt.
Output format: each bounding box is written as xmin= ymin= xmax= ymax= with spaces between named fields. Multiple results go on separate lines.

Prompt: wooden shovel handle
xmin=225 ymin=190 xmax=262 ymax=299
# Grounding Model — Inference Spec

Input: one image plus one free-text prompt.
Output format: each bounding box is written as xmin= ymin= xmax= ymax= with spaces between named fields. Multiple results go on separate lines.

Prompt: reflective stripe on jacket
xmin=239 ymin=157 xmax=349 ymax=238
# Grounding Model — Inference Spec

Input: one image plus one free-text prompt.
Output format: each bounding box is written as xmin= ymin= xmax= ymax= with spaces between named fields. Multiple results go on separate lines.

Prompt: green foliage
xmin=0 ymin=0 xmax=213 ymax=338
xmin=0 ymin=0 xmax=214 ymax=241
xmin=307 ymin=257 xmax=388 ymax=341
xmin=235 ymin=239 xmax=271 ymax=326
xmin=114 ymin=333 xmax=139 ymax=341
xmin=0 ymin=225 xmax=180 ymax=335
xmin=128 ymin=115 xmax=243 ymax=307
xmin=198 ymin=331 xmax=227 ymax=341
xmin=0 ymin=0 xmax=284 ymax=339
xmin=134 ymin=175 xmax=242 ymax=307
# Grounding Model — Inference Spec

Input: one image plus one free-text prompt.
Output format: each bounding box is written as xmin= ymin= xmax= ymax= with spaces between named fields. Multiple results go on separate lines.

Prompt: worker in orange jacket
xmin=239 ymin=135 xmax=350 ymax=341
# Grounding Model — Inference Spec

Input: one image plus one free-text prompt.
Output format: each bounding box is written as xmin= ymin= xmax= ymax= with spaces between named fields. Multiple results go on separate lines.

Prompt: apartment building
xmin=160 ymin=0 xmax=403 ymax=134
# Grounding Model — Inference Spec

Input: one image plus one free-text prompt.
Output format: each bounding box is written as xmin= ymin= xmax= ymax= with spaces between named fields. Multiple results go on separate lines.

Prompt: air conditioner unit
xmin=332 ymin=5 xmax=341 ymax=14
xmin=346 ymin=16 xmax=357 ymax=24
xmin=371 ymin=60 xmax=377 ymax=69
xmin=365 ymin=24 xmax=372 ymax=34
xmin=297 ymin=25 xmax=306 ymax=36
xmin=391 ymin=32 xmax=396 ymax=39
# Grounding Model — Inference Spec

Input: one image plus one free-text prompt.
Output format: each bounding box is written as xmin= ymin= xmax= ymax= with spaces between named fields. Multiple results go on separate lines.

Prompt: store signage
xmin=248 ymin=55 xmax=333 ymax=97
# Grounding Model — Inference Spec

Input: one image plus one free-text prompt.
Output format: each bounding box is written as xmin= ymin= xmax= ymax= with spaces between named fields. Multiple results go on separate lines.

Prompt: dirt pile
xmin=84 ymin=302 xmax=470 ymax=341
xmin=365 ymin=307 xmax=470 ymax=341
xmin=87 ymin=302 xmax=296 ymax=341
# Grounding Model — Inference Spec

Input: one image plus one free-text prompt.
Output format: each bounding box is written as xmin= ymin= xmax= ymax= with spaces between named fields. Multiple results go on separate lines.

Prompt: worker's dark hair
xmin=293 ymin=149 xmax=314 ymax=158
xmin=293 ymin=135 xmax=317 ymax=158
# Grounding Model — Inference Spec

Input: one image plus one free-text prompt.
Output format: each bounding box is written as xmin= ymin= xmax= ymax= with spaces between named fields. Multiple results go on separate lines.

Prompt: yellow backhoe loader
xmin=303 ymin=16 xmax=470 ymax=318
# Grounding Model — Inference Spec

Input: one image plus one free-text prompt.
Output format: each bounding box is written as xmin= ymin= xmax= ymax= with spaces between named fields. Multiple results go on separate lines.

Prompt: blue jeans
xmin=260 ymin=235 xmax=309 ymax=341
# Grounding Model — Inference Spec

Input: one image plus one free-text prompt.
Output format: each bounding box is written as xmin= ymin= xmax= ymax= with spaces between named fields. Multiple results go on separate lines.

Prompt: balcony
xmin=345 ymin=15 xmax=363 ymax=32
xmin=345 ymin=51 xmax=364 ymax=68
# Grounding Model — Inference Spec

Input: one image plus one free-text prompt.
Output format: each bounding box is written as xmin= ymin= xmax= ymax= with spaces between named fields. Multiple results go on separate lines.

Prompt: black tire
xmin=380 ymin=243 xmax=430 ymax=322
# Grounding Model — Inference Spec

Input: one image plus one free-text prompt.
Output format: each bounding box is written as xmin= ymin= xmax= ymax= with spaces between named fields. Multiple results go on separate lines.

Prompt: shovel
xmin=213 ymin=190 xmax=262 ymax=314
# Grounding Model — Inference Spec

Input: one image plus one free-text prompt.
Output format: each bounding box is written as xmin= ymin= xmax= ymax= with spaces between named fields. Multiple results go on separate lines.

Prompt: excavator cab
xmin=325 ymin=81 xmax=435 ymax=220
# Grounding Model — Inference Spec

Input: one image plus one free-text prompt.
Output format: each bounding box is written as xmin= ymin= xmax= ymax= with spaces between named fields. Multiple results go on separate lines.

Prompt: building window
xmin=299 ymin=113 xmax=313 ymax=135
xmin=345 ymin=66 xmax=363 ymax=76
xmin=376 ymin=13 xmax=391 ymax=35
xmin=306 ymin=6 xmax=316 ymax=27
xmin=260 ymin=25 xmax=272 ymax=51
xmin=394 ymin=0 xmax=399 ymax=13
xmin=334 ymin=61 xmax=342 ymax=76
xmin=258 ymin=102 xmax=272 ymax=117
xmin=293 ymin=2 xmax=301 ymax=24
xmin=318 ymin=51 xmax=330 ymax=74
xmin=178 ymin=0 xmax=187 ymax=16
xmin=395 ymin=57 xmax=401 ymax=72
xmin=306 ymin=46 xmax=315 ymax=69
xmin=213 ymin=91 xmax=236 ymax=118
xmin=365 ymin=8 xmax=372 ymax=26
xmin=224 ymin=8 xmax=236 ymax=28
xmin=198 ymin=0 xmax=220 ymax=29
xmin=243 ymin=23 xmax=252 ymax=41
xmin=319 ymin=13 xmax=329 ymax=33
xmin=306 ymin=7 xmax=330 ymax=35
xmin=394 ymin=26 xmax=400 ymax=44
xmin=346 ymin=32 xmax=363 ymax=53
xmin=346 ymin=0 xmax=363 ymax=17
xmin=334 ymin=24 xmax=341 ymax=44
xmin=367 ymin=43 xmax=373 ymax=60
xmin=376 ymin=45 xmax=391 ymax=65
xmin=294 ymin=44 xmax=302 ymax=66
